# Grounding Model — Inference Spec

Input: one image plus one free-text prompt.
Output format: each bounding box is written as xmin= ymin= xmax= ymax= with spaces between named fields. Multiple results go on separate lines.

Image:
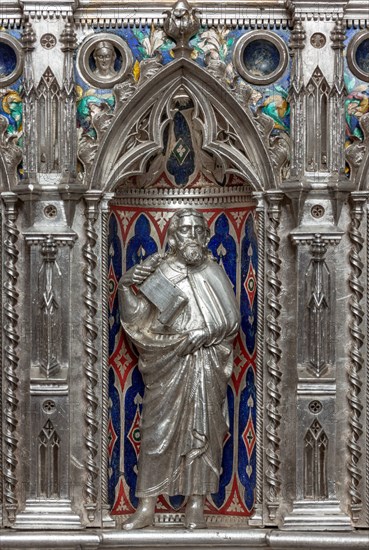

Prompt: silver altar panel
xmin=0 ymin=0 xmax=369 ymax=547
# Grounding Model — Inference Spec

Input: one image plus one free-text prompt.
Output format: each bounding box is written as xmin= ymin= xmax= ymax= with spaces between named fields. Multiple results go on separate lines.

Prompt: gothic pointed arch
xmin=89 ymin=58 xmax=276 ymax=193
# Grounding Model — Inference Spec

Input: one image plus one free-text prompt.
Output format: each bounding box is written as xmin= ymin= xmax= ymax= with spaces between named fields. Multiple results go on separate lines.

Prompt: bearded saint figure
xmin=118 ymin=208 xmax=240 ymax=530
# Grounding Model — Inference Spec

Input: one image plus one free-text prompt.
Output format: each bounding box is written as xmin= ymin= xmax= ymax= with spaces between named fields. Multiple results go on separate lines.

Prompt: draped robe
xmin=119 ymin=257 xmax=240 ymax=497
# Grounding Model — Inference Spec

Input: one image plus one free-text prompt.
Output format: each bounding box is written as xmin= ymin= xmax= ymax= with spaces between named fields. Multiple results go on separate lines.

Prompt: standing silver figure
xmin=118 ymin=208 xmax=240 ymax=530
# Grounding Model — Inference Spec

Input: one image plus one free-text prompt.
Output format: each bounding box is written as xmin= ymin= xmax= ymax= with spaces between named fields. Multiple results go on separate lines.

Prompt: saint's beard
xmin=177 ymin=241 xmax=207 ymax=265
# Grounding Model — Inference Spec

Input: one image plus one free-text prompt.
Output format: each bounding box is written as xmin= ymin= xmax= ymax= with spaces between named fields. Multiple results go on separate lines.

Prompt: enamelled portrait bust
xmin=118 ymin=208 xmax=240 ymax=530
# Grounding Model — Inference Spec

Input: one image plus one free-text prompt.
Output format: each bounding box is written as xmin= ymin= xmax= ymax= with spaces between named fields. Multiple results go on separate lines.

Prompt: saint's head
xmin=167 ymin=208 xmax=210 ymax=266
xmin=92 ymin=41 xmax=116 ymax=79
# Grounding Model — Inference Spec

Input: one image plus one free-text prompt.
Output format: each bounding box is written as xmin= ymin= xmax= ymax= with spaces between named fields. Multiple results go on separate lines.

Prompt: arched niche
xmin=95 ymin=58 xmax=270 ymax=525
xmin=89 ymin=57 xmax=276 ymax=193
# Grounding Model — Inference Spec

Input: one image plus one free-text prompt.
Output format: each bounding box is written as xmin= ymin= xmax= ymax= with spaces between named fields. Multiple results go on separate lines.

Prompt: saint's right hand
xmin=120 ymin=253 xmax=162 ymax=287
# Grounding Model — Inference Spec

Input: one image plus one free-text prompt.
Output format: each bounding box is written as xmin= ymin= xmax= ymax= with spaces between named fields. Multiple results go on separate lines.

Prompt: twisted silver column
xmin=251 ymin=193 xmax=266 ymax=524
xmin=83 ymin=193 xmax=101 ymax=522
xmin=347 ymin=193 xmax=366 ymax=522
xmin=100 ymin=196 xmax=115 ymax=526
xmin=2 ymin=193 xmax=20 ymax=523
xmin=265 ymin=192 xmax=283 ymax=521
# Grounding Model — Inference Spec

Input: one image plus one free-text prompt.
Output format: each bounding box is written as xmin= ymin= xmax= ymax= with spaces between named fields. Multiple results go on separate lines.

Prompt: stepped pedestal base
xmin=14 ymin=499 xmax=82 ymax=530
xmin=282 ymin=500 xmax=352 ymax=531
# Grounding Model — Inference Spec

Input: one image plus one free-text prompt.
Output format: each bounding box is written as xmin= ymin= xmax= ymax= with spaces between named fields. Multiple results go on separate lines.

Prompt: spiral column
xmin=100 ymin=195 xmax=115 ymax=526
xmin=347 ymin=192 xmax=367 ymax=522
xmin=249 ymin=192 xmax=266 ymax=525
xmin=265 ymin=192 xmax=283 ymax=521
xmin=2 ymin=192 xmax=20 ymax=523
xmin=83 ymin=192 xmax=101 ymax=522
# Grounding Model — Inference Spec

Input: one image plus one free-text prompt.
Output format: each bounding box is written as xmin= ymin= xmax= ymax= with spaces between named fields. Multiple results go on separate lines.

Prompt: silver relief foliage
xmin=83 ymin=196 xmax=100 ymax=522
xmin=78 ymin=103 xmax=115 ymax=178
xmin=78 ymin=54 xmax=165 ymax=179
xmin=347 ymin=195 xmax=366 ymax=522
xmin=2 ymin=193 xmax=20 ymax=523
xmin=0 ymin=116 xmax=22 ymax=188
xmin=200 ymin=56 xmax=290 ymax=183
xmin=346 ymin=113 xmax=369 ymax=184
xmin=265 ymin=193 xmax=283 ymax=519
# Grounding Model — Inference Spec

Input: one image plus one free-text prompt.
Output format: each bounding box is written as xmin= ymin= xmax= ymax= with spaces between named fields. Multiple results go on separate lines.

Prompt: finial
xmin=163 ymin=0 xmax=201 ymax=59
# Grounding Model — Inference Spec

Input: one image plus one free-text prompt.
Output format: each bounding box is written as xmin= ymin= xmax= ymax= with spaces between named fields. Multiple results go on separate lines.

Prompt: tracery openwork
xmin=89 ymin=59 xmax=275 ymax=194
xmin=304 ymin=420 xmax=328 ymax=500
xmin=38 ymin=420 xmax=60 ymax=499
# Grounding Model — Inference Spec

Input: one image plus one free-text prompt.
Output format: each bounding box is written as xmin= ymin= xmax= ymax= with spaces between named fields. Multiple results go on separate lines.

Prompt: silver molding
xmin=1 ymin=528 xmax=369 ymax=549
